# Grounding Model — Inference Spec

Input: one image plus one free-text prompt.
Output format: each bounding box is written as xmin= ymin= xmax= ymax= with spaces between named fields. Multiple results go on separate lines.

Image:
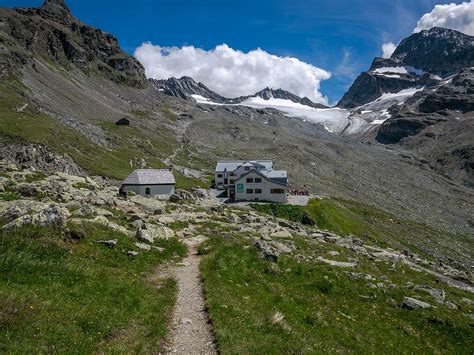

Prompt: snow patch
xmin=191 ymin=94 xmax=223 ymax=105
xmin=240 ymin=97 xmax=350 ymax=133
xmin=373 ymin=66 xmax=424 ymax=76
xmin=374 ymin=67 xmax=409 ymax=74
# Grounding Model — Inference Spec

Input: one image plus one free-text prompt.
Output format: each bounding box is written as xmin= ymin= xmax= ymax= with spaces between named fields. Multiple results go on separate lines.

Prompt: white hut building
xmin=122 ymin=169 xmax=175 ymax=197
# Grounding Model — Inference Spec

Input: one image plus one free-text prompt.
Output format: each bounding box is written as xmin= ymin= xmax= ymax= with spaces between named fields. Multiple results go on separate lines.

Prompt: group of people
xmin=288 ymin=188 xmax=310 ymax=196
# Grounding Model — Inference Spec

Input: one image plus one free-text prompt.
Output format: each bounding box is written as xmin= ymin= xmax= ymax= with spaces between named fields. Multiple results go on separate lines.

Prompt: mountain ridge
xmin=151 ymin=76 xmax=328 ymax=108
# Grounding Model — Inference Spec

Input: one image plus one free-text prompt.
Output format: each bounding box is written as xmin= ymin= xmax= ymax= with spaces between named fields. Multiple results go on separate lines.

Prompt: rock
xmin=136 ymin=223 xmax=175 ymax=244
xmin=270 ymin=241 xmax=294 ymax=254
xmin=316 ymin=256 xmax=357 ymax=268
xmin=253 ymin=239 xmax=279 ymax=262
xmin=327 ymin=250 xmax=340 ymax=256
xmin=135 ymin=242 xmax=151 ymax=250
xmin=226 ymin=213 xmax=240 ymax=223
xmin=3 ymin=204 xmax=70 ymax=229
xmin=301 ymin=213 xmax=315 ymax=226
xmin=157 ymin=216 xmax=176 ymax=225
xmin=461 ymin=297 xmax=474 ymax=306
xmin=127 ymin=250 xmax=139 ymax=257
xmin=89 ymin=215 xmax=133 ymax=237
xmin=136 ymin=228 xmax=155 ymax=244
xmin=13 ymin=183 xmax=43 ymax=197
xmin=95 ymin=208 xmax=114 ymax=217
xmin=270 ymin=230 xmax=292 ymax=239
xmin=97 ymin=239 xmax=117 ymax=248
xmin=414 ymin=285 xmax=446 ymax=303
xmin=401 ymin=297 xmax=432 ymax=310
xmin=76 ymin=205 xmax=95 ymax=216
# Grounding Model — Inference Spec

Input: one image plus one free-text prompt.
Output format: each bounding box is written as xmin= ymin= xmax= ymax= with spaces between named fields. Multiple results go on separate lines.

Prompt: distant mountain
xmin=335 ymin=27 xmax=474 ymax=187
xmin=150 ymin=76 xmax=327 ymax=109
xmin=150 ymin=76 xmax=229 ymax=103
xmin=338 ymin=27 xmax=474 ymax=109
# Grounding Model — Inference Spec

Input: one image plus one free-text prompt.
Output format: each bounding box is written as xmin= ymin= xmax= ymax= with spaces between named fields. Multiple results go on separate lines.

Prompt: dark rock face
xmin=418 ymin=68 xmax=474 ymax=114
xmin=338 ymin=27 xmax=474 ymax=109
xmin=0 ymin=1 xmax=146 ymax=87
xmin=150 ymin=76 xmax=229 ymax=103
xmin=392 ymin=27 xmax=474 ymax=75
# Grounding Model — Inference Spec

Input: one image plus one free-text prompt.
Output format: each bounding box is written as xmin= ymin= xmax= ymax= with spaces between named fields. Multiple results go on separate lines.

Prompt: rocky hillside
xmin=0 ymin=0 xmax=146 ymax=86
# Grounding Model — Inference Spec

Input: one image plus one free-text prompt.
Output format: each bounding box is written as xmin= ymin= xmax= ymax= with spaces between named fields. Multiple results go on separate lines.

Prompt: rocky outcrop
xmin=391 ymin=27 xmax=474 ymax=75
xmin=0 ymin=143 xmax=85 ymax=176
xmin=0 ymin=0 xmax=147 ymax=86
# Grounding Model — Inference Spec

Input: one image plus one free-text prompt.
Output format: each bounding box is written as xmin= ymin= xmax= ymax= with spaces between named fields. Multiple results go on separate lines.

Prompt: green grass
xmin=0 ymin=223 xmax=186 ymax=353
xmin=72 ymin=181 xmax=95 ymax=190
xmin=0 ymin=192 xmax=20 ymax=201
xmin=174 ymin=170 xmax=209 ymax=190
xmin=252 ymin=198 xmax=473 ymax=262
xmin=250 ymin=203 xmax=305 ymax=223
xmin=200 ymin=235 xmax=474 ymax=353
xmin=0 ymin=76 xmax=178 ymax=180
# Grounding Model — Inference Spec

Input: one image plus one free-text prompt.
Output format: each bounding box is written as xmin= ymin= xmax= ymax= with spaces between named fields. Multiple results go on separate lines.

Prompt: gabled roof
xmin=235 ymin=168 xmax=288 ymax=187
xmin=215 ymin=160 xmax=273 ymax=172
xmin=122 ymin=169 xmax=175 ymax=185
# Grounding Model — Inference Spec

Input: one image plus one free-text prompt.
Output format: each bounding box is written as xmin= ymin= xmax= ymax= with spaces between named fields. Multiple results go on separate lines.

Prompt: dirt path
xmin=167 ymin=238 xmax=216 ymax=354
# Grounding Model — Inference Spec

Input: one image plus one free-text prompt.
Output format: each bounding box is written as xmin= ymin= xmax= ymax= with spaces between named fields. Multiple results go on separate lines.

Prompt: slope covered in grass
xmin=252 ymin=198 xmax=473 ymax=266
xmin=0 ymin=222 xmax=186 ymax=353
xmin=200 ymin=234 xmax=474 ymax=353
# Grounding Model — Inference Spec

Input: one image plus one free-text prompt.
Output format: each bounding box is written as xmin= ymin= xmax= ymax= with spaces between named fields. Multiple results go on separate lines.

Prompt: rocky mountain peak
xmin=391 ymin=27 xmax=474 ymax=74
xmin=41 ymin=0 xmax=71 ymax=13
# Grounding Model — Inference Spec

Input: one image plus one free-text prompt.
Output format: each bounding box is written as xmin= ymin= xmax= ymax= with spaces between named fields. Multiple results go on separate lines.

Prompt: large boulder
xmin=301 ymin=213 xmax=315 ymax=226
xmin=3 ymin=204 xmax=70 ymax=229
xmin=414 ymin=285 xmax=445 ymax=303
xmin=401 ymin=297 xmax=432 ymax=310
xmin=136 ymin=223 xmax=175 ymax=244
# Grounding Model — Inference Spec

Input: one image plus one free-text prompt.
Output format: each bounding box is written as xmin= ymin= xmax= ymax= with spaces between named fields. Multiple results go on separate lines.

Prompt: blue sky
xmin=0 ymin=0 xmax=464 ymax=103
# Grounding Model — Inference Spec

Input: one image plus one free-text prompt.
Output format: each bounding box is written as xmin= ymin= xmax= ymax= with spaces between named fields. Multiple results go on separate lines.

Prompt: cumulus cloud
xmin=381 ymin=42 xmax=397 ymax=58
xmin=414 ymin=1 xmax=474 ymax=35
xmin=134 ymin=43 xmax=331 ymax=104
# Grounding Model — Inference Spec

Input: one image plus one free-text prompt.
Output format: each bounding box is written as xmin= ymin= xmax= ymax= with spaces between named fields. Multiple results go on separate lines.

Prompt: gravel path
xmin=167 ymin=238 xmax=216 ymax=354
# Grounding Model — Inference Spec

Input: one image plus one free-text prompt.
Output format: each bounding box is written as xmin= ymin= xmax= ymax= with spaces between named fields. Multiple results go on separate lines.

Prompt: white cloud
xmin=414 ymin=1 xmax=474 ymax=35
xmin=134 ymin=43 xmax=331 ymax=105
xmin=381 ymin=42 xmax=397 ymax=58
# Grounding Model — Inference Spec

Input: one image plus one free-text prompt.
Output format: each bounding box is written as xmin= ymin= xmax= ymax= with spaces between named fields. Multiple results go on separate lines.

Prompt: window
xmin=270 ymin=188 xmax=285 ymax=194
xmin=145 ymin=187 xmax=151 ymax=195
xmin=217 ymin=174 xmax=223 ymax=178
xmin=230 ymin=172 xmax=236 ymax=176
xmin=244 ymin=167 xmax=250 ymax=171
xmin=255 ymin=189 xmax=262 ymax=194
xmin=230 ymin=179 xmax=235 ymax=184
xmin=236 ymin=183 xmax=244 ymax=193
xmin=246 ymin=177 xmax=254 ymax=183
xmin=246 ymin=189 xmax=254 ymax=194
xmin=255 ymin=178 xmax=262 ymax=183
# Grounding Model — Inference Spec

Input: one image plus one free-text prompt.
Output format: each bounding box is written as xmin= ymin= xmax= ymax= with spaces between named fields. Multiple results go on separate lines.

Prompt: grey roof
xmin=215 ymin=160 xmax=273 ymax=172
xmin=263 ymin=170 xmax=288 ymax=179
xmin=122 ymin=169 xmax=175 ymax=185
